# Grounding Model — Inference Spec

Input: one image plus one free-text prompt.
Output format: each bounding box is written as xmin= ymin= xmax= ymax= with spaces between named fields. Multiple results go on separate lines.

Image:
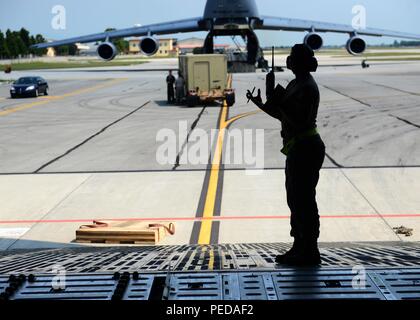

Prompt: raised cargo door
xmin=193 ymin=61 xmax=210 ymax=93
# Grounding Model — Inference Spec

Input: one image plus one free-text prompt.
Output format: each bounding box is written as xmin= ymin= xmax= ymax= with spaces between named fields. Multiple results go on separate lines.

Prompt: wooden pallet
xmin=75 ymin=220 xmax=175 ymax=245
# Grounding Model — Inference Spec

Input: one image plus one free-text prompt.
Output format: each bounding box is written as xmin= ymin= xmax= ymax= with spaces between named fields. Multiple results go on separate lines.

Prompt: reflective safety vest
xmin=281 ymin=128 xmax=319 ymax=156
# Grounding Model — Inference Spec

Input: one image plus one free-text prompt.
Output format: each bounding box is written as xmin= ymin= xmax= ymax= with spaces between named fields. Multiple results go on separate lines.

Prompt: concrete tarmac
xmin=0 ymin=59 xmax=420 ymax=250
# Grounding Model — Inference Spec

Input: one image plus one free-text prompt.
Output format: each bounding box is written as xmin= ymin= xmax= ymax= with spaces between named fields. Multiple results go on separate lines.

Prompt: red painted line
xmin=0 ymin=214 xmax=420 ymax=225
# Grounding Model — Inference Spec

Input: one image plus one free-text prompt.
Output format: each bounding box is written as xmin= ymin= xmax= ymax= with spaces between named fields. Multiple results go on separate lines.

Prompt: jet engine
xmin=346 ymin=36 xmax=366 ymax=55
xmin=140 ymin=37 xmax=160 ymax=56
xmin=97 ymin=42 xmax=118 ymax=61
xmin=304 ymin=33 xmax=323 ymax=51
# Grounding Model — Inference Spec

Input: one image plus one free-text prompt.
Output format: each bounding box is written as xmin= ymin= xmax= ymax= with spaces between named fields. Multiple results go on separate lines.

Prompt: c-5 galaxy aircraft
xmin=33 ymin=0 xmax=420 ymax=66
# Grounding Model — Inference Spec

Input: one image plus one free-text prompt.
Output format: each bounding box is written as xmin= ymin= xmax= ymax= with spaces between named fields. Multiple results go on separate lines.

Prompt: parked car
xmin=10 ymin=77 xmax=49 ymax=98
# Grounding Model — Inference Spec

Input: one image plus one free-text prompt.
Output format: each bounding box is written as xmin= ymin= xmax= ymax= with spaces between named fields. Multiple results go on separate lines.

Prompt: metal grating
xmin=0 ymin=276 xmax=8 ymax=296
xmin=123 ymin=275 xmax=155 ymax=300
xmin=272 ymin=269 xmax=383 ymax=300
xmin=1 ymin=269 xmax=420 ymax=300
xmin=167 ymin=274 xmax=223 ymax=300
xmin=371 ymin=269 xmax=420 ymax=300
xmin=0 ymin=243 xmax=419 ymax=274
xmin=12 ymin=274 xmax=117 ymax=300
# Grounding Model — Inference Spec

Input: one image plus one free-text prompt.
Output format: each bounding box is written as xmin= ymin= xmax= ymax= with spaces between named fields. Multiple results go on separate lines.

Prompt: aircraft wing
xmin=32 ymin=17 xmax=205 ymax=49
xmin=259 ymin=16 xmax=420 ymax=40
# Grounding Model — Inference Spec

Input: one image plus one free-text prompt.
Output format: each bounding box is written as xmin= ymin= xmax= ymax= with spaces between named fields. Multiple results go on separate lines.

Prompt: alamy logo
xmin=51 ymin=5 xmax=66 ymax=30
xmin=352 ymin=265 xmax=367 ymax=290
xmin=51 ymin=264 xmax=66 ymax=290
xmin=156 ymin=121 xmax=265 ymax=174
xmin=352 ymin=5 xmax=367 ymax=30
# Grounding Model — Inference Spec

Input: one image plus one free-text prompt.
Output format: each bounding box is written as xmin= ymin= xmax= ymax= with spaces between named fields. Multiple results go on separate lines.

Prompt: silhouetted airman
xmin=247 ymin=44 xmax=325 ymax=266
xmin=166 ymin=70 xmax=176 ymax=104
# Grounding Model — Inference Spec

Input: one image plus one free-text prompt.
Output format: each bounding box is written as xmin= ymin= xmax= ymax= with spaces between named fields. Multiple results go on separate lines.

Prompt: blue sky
xmin=1 ymin=0 xmax=419 ymax=46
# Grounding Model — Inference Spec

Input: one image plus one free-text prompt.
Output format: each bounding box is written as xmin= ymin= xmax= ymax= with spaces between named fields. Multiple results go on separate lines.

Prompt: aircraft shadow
xmin=0 ymin=237 xmax=84 ymax=251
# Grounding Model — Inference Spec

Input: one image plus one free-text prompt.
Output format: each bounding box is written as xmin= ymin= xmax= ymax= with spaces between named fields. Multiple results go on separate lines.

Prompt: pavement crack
xmin=325 ymin=152 xmax=344 ymax=168
xmin=321 ymin=84 xmax=420 ymax=130
xmin=172 ymin=106 xmax=207 ymax=170
xmin=388 ymin=114 xmax=420 ymax=129
xmin=339 ymin=169 xmax=403 ymax=241
xmin=34 ymin=101 xmax=150 ymax=173
xmin=363 ymin=80 xmax=420 ymax=97
xmin=321 ymin=84 xmax=372 ymax=108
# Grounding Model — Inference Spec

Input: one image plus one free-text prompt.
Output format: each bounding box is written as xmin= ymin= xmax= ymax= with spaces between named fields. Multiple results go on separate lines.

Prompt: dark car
xmin=10 ymin=77 xmax=49 ymax=98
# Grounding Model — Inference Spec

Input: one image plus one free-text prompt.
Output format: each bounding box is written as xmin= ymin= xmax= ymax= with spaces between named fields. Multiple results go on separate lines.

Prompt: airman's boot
xmin=275 ymin=237 xmax=303 ymax=264
xmin=276 ymin=238 xmax=321 ymax=267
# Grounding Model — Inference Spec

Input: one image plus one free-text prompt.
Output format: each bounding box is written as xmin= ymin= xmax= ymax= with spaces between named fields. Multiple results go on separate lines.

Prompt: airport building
xmin=44 ymin=42 xmax=95 ymax=57
xmin=128 ymin=39 xmax=141 ymax=54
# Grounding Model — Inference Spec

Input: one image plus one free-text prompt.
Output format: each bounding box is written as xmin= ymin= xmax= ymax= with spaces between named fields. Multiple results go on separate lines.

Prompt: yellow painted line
xmin=38 ymin=96 xmax=61 ymax=100
xmin=200 ymin=246 xmax=214 ymax=270
xmin=0 ymin=78 xmax=127 ymax=117
xmin=227 ymin=74 xmax=233 ymax=89
xmin=209 ymin=248 xmax=214 ymax=270
xmin=198 ymin=104 xmax=261 ymax=245
xmin=0 ymin=99 xmax=51 ymax=117
xmin=198 ymin=101 xmax=228 ymax=245
xmin=225 ymin=110 xmax=261 ymax=127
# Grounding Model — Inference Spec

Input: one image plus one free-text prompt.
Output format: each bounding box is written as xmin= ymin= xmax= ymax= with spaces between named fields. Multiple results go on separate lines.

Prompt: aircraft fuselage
xmin=201 ymin=0 xmax=263 ymax=66
xmin=203 ymin=0 xmax=259 ymax=20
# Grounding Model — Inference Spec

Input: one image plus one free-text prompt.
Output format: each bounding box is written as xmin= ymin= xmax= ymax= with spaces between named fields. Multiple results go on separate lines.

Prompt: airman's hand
xmin=246 ymin=88 xmax=262 ymax=106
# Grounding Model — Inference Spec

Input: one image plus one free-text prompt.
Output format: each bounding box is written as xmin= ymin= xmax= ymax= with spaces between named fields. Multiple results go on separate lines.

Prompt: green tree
xmin=19 ymin=28 xmax=31 ymax=48
xmin=13 ymin=31 xmax=27 ymax=56
xmin=5 ymin=29 xmax=18 ymax=58
xmin=0 ymin=29 xmax=52 ymax=58
xmin=33 ymin=34 xmax=47 ymax=56
xmin=56 ymin=44 xmax=78 ymax=56
xmin=56 ymin=45 xmax=69 ymax=56
xmin=35 ymin=34 xmax=46 ymax=44
xmin=115 ymin=39 xmax=129 ymax=54
xmin=0 ymin=30 xmax=8 ymax=59
xmin=28 ymin=35 xmax=37 ymax=55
